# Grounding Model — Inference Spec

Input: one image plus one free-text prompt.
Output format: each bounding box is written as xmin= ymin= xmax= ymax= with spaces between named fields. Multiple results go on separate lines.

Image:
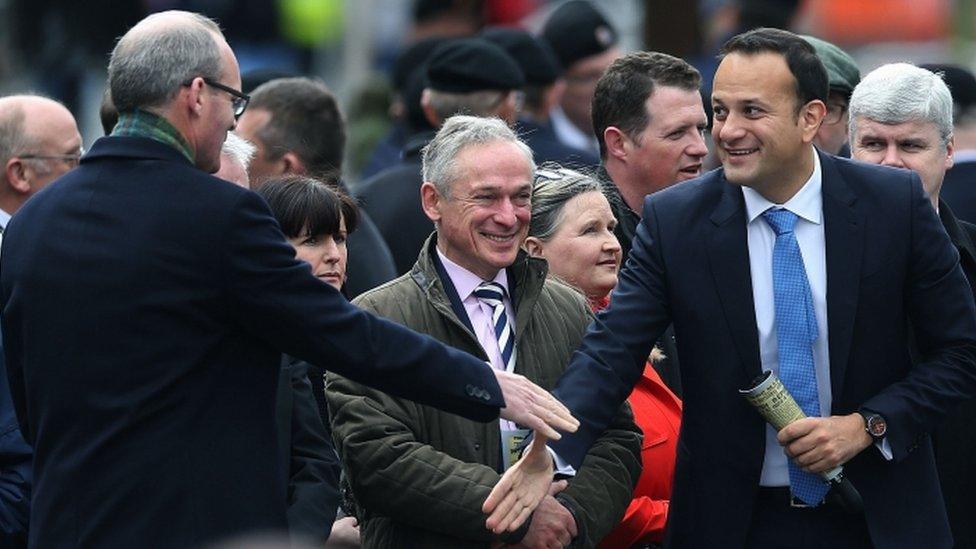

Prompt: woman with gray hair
xmin=523 ymin=164 xmax=620 ymax=307
xmin=524 ymin=164 xmax=681 ymax=548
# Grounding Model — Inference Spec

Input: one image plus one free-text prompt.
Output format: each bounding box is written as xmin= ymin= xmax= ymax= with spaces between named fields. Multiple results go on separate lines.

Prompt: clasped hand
xmin=777 ymin=413 xmax=873 ymax=474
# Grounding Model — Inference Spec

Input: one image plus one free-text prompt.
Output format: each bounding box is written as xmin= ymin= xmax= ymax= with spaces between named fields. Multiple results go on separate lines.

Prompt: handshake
xmin=482 ymin=370 xmax=579 ymax=536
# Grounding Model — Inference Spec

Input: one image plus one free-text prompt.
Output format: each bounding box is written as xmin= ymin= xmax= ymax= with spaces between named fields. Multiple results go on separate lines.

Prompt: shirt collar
xmin=952 ymin=148 xmax=976 ymax=164
xmin=0 ymin=208 xmax=11 ymax=230
xmin=436 ymin=247 xmax=509 ymax=301
xmin=741 ymin=147 xmax=822 ymax=225
xmin=549 ymin=105 xmax=598 ymax=153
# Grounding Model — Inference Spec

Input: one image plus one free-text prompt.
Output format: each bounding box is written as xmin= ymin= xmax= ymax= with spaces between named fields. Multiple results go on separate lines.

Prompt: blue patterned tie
xmin=474 ymin=282 xmax=516 ymax=372
xmin=762 ymin=208 xmax=829 ymax=506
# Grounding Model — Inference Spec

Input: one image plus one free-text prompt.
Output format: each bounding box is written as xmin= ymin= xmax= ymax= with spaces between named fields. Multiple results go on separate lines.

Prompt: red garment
xmin=591 ymin=295 xmax=682 ymax=547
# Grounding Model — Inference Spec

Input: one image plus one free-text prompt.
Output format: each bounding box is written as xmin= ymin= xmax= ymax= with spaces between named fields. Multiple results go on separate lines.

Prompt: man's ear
xmin=182 ymin=77 xmax=207 ymax=118
xmin=420 ymin=181 xmax=442 ymax=223
xmin=280 ymin=152 xmax=307 ymax=175
xmin=603 ymin=126 xmax=629 ymax=162
xmin=800 ymin=100 xmax=827 ymax=143
xmin=945 ymin=134 xmax=955 ymax=172
xmin=420 ymin=89 xmax=441 ymax=128
xmin=523 ymin=236 xmax=545 ymax=258
xmin=5 ymin=158 xmax=32 ymax=194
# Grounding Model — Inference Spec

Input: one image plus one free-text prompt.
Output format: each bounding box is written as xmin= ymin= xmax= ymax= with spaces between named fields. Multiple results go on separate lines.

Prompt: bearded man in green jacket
xmin=327 ymin=115 xmax=641 ymax=549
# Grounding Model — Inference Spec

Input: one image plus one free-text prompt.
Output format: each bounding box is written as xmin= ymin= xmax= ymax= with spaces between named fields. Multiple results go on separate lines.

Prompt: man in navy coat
xmin=0 ymin=11 xmax=574 ymax=548
xmin=491 ymin=28 xmax=976 ymax=548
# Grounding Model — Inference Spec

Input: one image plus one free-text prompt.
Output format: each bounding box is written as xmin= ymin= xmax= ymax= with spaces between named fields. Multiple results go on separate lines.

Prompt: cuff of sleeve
xmin=499 ymin=512 xmax=534 ymax=544
xmin=547 ymin=447 xmax=577 ymax=478
xmin=874 ymin=437 xmax=893 ymax=460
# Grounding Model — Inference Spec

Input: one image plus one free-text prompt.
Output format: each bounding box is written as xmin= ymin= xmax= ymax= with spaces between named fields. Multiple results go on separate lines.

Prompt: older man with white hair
xmin=849 ymin=62 xmax=976 ymax=548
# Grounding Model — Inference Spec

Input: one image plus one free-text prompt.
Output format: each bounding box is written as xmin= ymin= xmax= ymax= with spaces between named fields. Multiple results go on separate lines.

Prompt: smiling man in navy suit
xmin=0 ymin=11 xmax=576 ymax=548
xmin=490 ymin=28 xmax=976 ymax=548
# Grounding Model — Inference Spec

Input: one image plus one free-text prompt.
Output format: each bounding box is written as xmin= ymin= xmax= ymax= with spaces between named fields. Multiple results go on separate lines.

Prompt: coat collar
xmin=409 ymin=233 xmax=550 ymax=341
xmin=83 ymin=135 xmax=196 ymax=168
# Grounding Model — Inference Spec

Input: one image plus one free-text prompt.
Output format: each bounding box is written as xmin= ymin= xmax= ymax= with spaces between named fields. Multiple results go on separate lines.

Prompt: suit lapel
xmin=820 ymin=153 xmax=862 ymax=400
xmin=707 ymin=177 xmax=763 ymax=382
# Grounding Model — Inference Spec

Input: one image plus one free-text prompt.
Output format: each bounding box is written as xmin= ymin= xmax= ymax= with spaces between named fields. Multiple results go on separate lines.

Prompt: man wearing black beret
xmin=355 ymin=38 xmax=526 ymax=274
xmin=541 ymin=0 xmax=620 ymax=158
xmin=482 ymin=26 xmax=599 ymax=168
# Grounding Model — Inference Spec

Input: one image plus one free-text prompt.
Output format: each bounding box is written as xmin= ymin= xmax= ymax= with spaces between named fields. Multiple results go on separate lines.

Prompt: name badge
xmin=501 ymin=428 xmax=531 ymax=471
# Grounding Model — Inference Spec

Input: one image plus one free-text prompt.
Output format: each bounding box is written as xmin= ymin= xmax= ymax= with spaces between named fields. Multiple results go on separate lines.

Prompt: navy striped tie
xmin=474 ymin=281 xmax=516 ymax=372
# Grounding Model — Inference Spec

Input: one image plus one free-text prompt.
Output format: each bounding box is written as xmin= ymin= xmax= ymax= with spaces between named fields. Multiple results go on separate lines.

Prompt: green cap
xmin=802 ymin=35 xmax=860 ymax=98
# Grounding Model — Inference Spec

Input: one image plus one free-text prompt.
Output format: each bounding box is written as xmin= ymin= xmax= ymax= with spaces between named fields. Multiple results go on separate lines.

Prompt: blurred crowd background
xmin=0 ymin=0 xmax=971 ymax=188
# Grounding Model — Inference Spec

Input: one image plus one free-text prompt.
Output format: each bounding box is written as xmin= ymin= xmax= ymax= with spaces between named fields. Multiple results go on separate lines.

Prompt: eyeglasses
xmin=824 ymin=101 xmax=849 ymax=125
xmin=185 ymin=77 xmax=250 ymax=119
xmin=18 ymin=147 xmax=85 ymax=168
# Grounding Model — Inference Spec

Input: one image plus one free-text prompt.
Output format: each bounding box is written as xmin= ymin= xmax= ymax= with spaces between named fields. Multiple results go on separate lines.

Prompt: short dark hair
xmin=720 ymin=27 xmax=828 ymax=110
xmin=256 ymin=175 xmax=359 ymax=240
xmin=592 ymin=51 xmax=701 ymax=159
xmin=248 ymin=78 xmax=346 ymax=184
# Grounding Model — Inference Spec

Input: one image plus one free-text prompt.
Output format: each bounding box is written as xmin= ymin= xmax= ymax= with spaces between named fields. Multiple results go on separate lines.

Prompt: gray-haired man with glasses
xmin=0 ymin=95 xmax=82 ymax=232
xmin=0 ymin=10 xmax=577 ymax=548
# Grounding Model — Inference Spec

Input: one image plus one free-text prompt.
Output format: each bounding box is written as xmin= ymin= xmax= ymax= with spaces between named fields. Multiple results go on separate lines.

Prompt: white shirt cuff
xmin=547 ymin=447 xmax=577 ymax=477
xmin=875 ymin=437 xmax=893 ymax=460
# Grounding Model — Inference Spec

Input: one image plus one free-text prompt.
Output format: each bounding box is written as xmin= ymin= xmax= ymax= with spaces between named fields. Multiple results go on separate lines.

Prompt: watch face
xmin=867 ymin=415 xmax=887 ymax=437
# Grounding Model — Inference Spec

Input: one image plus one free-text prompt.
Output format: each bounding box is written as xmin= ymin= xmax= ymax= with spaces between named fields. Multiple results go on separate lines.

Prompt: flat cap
xmin=481 ymin=27 xmax=561 ymax=87
xmin=802 ymin=35 xmax=860 ymax=97
xmin=425 ymin=38 xmax=525 ymax=93
xmin=920 ymin=63 xmax=976 ymax=113
xmin=541 ymin=1 xmax=617 ymax=71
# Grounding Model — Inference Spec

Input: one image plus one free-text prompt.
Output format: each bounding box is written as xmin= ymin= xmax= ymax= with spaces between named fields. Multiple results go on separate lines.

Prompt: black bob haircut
xmin=720 ymin=27 xmax=829 ymax=109
xmin=256 ymin=175 xmax=360 ymax=239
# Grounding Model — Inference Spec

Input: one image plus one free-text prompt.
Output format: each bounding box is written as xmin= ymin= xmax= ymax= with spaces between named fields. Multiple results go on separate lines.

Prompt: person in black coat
xmin=0 ymin=12 xmax=573 ymax=547
xmin=849 ymin=61 xmax=976 ymax=549
xmin=480 ymin=27 xmax=599 ymax=169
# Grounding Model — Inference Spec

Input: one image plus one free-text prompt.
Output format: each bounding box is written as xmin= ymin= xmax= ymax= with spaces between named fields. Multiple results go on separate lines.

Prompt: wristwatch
xmin=858 ymin=410 xmax=887 ymax=442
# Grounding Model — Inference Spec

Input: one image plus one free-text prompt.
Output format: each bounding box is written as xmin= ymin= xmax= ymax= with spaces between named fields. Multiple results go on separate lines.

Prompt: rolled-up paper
xmin=739 ymin=371 xmax=862 ymax=512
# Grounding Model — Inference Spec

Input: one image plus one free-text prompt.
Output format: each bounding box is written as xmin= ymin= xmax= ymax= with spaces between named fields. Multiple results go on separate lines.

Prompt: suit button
xmin=474 ymin=442 xmax=481 ymax=451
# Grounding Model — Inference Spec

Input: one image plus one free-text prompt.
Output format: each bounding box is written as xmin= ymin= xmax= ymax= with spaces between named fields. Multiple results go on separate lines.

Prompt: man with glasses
xmin=0 ymin=95 xmax=82 ymax=233
xmin=803 ymin=35 xmax=861 ymax=157
xmin=0 ymin=93 xmax=80 ymax=546
xmin=0 ymin=11 xmax=576 ymax=547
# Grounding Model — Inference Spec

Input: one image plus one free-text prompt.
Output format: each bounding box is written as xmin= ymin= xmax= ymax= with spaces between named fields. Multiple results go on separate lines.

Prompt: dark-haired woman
xmin=257 ymin=175 xmax=362 ymax=547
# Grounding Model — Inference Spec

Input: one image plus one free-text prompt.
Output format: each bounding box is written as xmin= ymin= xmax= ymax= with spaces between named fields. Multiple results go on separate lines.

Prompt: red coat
xmin=598 ymin=363 xmax=681 ymax=547
xmin=589 ymin=296 xmax=682 ymax=547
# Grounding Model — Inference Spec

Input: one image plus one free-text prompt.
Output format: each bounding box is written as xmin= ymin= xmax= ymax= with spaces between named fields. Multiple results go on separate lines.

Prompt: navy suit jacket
xmin=551 ymin=151 xmax=976 ymax=548
xmin=0 ymin=136 xmax=505 ymax=548
xmin=0 ymin=334 xmax=30 ymax=547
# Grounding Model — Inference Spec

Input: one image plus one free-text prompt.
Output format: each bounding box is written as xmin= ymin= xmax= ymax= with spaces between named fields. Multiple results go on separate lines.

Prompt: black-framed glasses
xmin=824 ymin=101 xmax=849 ymax=125
xmin=18 ymin=146 xmax=85 ymax=167
xmin=185 ymin=77 xmax=250 ymax=119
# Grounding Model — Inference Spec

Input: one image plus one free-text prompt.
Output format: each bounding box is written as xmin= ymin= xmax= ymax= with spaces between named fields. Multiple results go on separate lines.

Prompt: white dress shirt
xmin=742 ymin=149 xmax=832 ymax=486
xmin=0 ymin=207 xmax=11 ymax=249
xmin=549 ymin=106 xmax=600 ymax=156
